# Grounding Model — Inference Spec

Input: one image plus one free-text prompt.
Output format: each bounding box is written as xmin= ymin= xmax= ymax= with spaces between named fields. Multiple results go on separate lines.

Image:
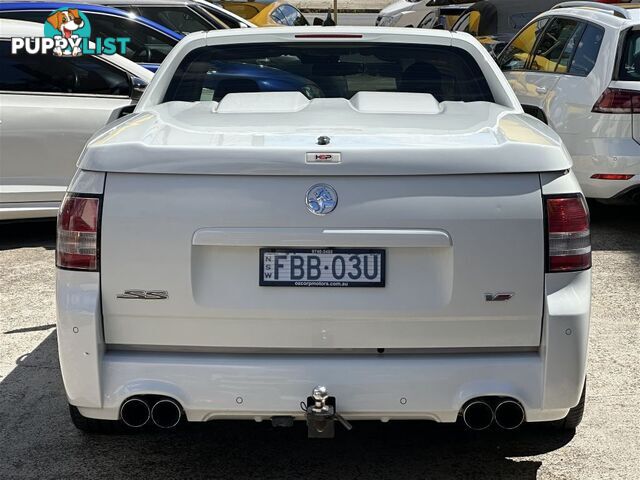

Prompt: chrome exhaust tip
xmin=150 ymin=399 xmax=182 ymax=429
xmin=120 ymin=398 xmax=151 ymax=428
xmin=462 ymin=400 xmax=494 ymax=431
xmin=494 ymin=400 xmax=525 ymax=430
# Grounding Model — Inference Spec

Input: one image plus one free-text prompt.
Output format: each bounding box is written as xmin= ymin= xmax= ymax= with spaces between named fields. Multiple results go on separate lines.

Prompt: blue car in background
xmin=196 ymin=61 xmax=324 ymax=101
xmin=0 ymin=2 xmax=184 ymax=70
xmin=95 ymin=0 xmax=253 ymax=31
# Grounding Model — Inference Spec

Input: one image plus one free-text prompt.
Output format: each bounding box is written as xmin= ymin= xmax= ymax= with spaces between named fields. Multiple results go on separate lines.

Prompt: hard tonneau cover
xmin=82 ymin=93 xmax=570 ymax=175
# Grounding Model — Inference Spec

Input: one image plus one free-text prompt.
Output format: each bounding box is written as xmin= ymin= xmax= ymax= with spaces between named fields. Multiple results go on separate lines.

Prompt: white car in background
xmin=57 ymin=26 xmax=591 ymax=436
xmin=376 ymin=0 xmax=475 ymax=28
xmin=498 ymin=2 xmax=640 ymax=202
xmin=0 ymin=19 xmax=153 ymax=221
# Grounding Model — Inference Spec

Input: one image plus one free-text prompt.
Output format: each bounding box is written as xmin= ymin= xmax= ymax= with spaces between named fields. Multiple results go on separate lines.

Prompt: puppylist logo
xmin=11 ymin=7 xmax=130 ymax=57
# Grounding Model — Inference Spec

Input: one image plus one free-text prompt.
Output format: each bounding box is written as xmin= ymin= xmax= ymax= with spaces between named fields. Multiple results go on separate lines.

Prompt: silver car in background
xmin=0 ymin=19 xmax=153 ymax=221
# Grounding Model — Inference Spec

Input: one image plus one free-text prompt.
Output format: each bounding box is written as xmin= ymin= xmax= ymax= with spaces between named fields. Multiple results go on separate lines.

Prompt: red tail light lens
xmin=592 ymin=88 xmax=640 ymax=114
xmin=56 ymin=194 xmax=100 ymax=271
xmin=546 ymin=196 xmax=591 ymax=273
xmin=590 ymin=174 xmax=634 ymax=181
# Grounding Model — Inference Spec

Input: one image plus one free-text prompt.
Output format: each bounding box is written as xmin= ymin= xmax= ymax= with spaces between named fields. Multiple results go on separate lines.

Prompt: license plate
xmin=260 ymin=248 xmax=386 ymax=287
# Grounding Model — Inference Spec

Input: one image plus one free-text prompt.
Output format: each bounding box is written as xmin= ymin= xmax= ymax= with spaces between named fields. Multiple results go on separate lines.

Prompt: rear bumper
xmin=57 ymin=269 xmax=591 ymax=424
xmin=575 ymin=168 xmax=640 ymax=200
xmin=570 ymin=137 xmax=640 ymax=199
xmin=79 ymin=350 xmax=570 ymax=423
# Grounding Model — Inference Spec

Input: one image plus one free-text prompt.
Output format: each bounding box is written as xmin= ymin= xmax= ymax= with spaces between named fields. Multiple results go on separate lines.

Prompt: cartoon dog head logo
xmin=47 ymin=9 xmax=83 ymax=38
xmin=44 ymin=8 xmax=91 ymax=56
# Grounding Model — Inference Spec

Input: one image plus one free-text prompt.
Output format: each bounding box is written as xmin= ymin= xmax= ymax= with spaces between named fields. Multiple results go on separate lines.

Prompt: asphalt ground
xmin=0 ymin=203 xmax=638 ymax=479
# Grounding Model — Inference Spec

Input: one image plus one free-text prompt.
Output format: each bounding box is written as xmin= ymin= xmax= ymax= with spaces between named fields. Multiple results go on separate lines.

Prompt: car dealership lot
xmin=0 ymin=205 xmax=638 ymax=480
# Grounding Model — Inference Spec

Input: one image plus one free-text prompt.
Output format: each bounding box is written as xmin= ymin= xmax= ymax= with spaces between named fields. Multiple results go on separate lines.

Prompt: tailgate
xmin=100 ymin=173 xmax=544 ymax=350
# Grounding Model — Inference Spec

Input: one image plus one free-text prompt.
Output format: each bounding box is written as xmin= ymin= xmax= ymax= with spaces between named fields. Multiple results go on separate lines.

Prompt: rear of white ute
xmin=56 ymin=27 xmax=591 ymax=436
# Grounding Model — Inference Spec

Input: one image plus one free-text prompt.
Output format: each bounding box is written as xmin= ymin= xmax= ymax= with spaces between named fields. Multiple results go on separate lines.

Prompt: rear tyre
xmin=552 ymin=380 xmax=586 ymax=431
xmin=69 ymin=404 xmax=124 ymax=434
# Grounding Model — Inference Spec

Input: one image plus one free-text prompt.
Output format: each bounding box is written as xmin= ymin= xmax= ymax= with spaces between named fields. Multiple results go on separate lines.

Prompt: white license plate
xmin=260 ymin=248 xmax=386 ymax=287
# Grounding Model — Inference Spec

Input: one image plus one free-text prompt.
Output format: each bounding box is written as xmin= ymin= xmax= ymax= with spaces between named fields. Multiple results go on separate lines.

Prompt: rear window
xmin=163 ymin=43 xmax=494 ymax=104
xmin=618 ymin=30 xmax=640 ymax=81
xmin=569 ymin=24 xmax=603 ymax=77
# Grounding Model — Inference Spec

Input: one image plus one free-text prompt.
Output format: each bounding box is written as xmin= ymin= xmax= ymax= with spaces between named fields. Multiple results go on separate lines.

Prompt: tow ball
xmin=305 ymin=386 xmax=352 ymax=438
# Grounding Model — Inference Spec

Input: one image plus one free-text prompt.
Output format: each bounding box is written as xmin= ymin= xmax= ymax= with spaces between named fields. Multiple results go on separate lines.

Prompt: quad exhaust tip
xmin=462 ymin=398 xmax=525 ymax=431
xmin=462 ymin=400 xmax=494 ymax=431
xmin=494 ymin=400 xmax=525 ymax=430
xmin=151 ymin=398 xmax=182 ymax=429
xmin=120 ymin=396 xmax=183 ymax=429
xmin=120 ymin=397 xmax=151 ymax=428
xmin=119 ymin=394 xmax=523 ymax=432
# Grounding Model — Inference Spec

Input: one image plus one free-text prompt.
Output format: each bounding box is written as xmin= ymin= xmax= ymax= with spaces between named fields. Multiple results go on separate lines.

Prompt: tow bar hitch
xmin=305 ymin=386 xmax=352 ymax=438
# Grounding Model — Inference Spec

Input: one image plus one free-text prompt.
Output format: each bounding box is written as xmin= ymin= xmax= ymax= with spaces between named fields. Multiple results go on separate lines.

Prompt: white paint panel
xmin=100 ymin=173 xmax=544 ymax=349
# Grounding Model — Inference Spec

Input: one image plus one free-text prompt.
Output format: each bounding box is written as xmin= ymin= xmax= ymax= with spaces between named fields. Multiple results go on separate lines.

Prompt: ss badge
xmin=117 ymin=290 xmax=169 ymax=300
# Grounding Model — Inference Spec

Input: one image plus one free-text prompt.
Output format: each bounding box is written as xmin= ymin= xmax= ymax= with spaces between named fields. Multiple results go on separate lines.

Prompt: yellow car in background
xmin=220 ymin=1 xmax=308 ymax=26
xmin=452 ymin=0 xmax=565 ymax=55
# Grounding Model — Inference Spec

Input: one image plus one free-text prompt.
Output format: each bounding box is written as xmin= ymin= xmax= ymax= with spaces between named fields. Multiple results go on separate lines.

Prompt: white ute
xmin=57 ymin=27 xmax=592 ymax=436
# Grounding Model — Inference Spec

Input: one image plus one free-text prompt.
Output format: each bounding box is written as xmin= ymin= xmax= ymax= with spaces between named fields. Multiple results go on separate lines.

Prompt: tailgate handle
xmin=192 ymin=228 xmax=452 ymax=248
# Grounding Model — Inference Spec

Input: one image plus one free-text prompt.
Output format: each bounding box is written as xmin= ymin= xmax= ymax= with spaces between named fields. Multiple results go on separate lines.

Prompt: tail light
xmin=545 ymin=195 xmax=591 ymax=273
xmin=591 ymin=174 xmax=634 ymax=181
xmin=56 ymin=194 xmax=101 ymax=271
xmin=592 ymin=88 xmax=640 ymax=114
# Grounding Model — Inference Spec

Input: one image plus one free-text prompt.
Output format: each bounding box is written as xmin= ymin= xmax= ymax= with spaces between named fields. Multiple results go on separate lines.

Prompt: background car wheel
xmin=69 ymin=404 xmax=125 ymax=434
xmin=552 ymin=380 xmax=586 ymax=431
